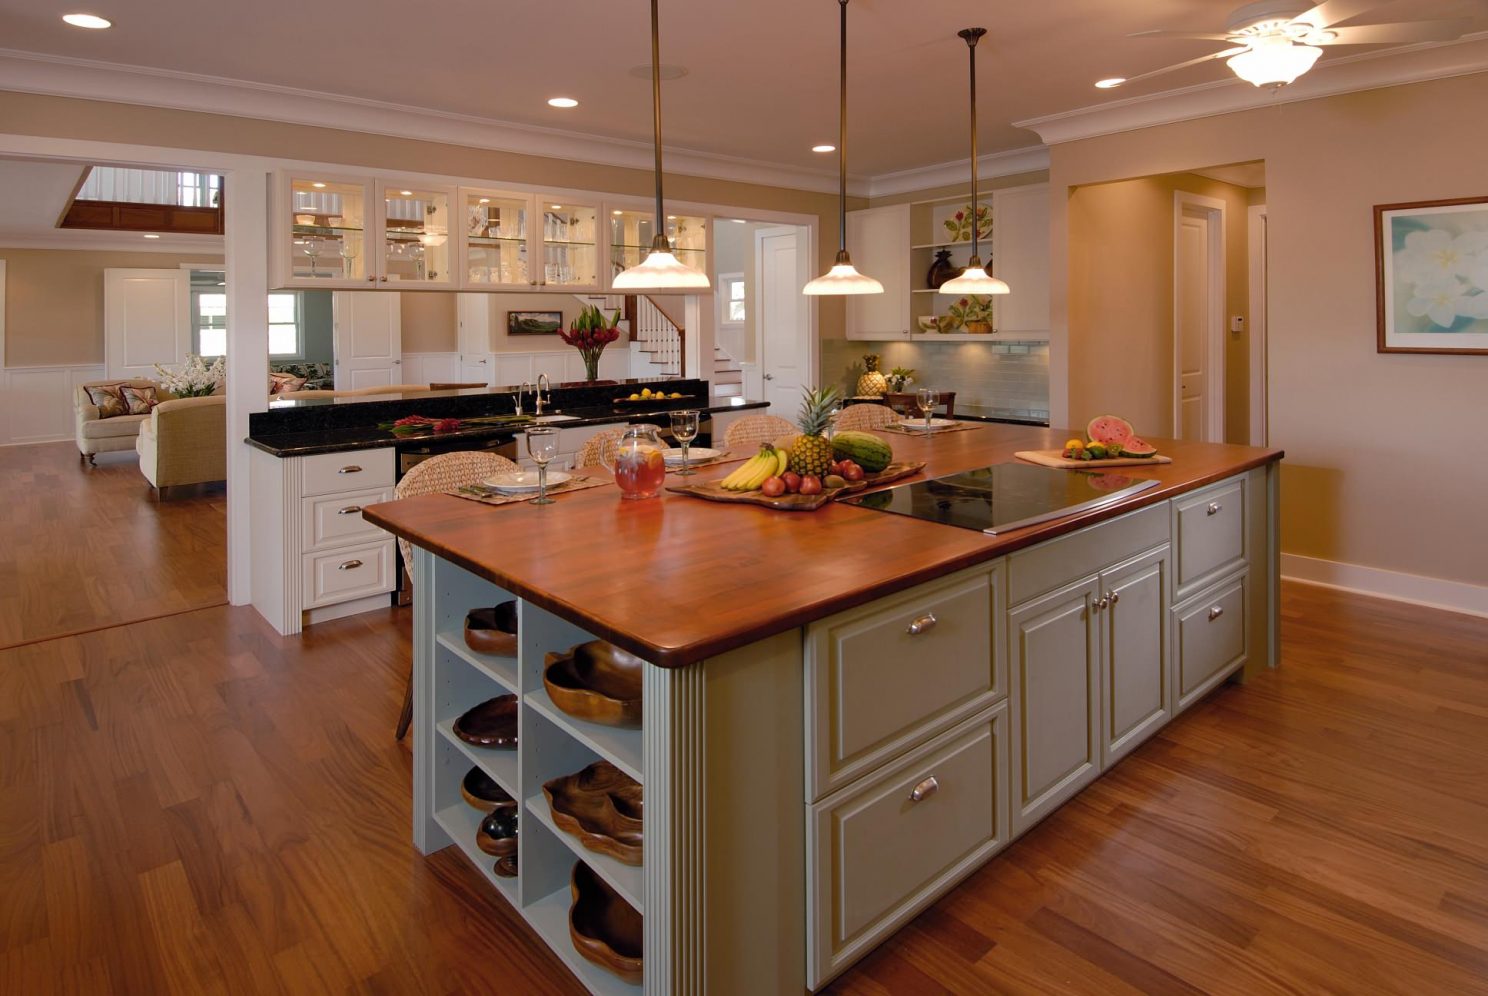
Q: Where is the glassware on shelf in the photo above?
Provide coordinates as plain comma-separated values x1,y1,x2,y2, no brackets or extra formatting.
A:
669,410,700,476
916,388,940,432
526,427,559,505
301,239,323,276
601,424,666,500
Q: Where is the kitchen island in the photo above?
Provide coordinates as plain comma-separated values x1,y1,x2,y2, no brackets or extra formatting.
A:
364,424,1282,994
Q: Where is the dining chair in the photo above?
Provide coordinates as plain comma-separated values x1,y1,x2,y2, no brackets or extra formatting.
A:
884,391,956,419
391,450,520,740
835,403,901,431
722,413,797,451
574,427,631,469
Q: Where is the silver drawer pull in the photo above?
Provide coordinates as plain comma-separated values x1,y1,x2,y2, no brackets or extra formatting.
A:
338,559,364,571
906,613,937,636
1207,502,1222,516
1208,606,1224,621
909,776,940,803
336,505,362,515
338,465,363,475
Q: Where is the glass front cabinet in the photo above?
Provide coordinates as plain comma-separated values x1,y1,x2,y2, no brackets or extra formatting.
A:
457,191,601,293
606,208,709,291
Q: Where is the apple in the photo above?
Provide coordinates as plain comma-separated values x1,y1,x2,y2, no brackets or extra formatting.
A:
781,471,802,494
799,475,823,496
761,476,785,498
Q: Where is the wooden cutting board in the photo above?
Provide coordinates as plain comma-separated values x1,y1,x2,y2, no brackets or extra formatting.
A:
1016,450,1172,469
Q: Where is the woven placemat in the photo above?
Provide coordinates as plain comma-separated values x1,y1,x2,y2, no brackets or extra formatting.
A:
878,420,985,437
448,473,611,507
666,449,741,472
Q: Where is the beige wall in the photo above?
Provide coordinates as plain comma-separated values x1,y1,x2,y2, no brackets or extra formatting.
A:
1049,72,1488,587
402,292,629,355
0,247,224,367
399,293,457,354
1067,171,1252,442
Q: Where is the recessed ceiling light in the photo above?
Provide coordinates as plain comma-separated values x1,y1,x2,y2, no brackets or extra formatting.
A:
612,210,624,216
667,215,676,220
62,13,111,29
551,204,563,210
547,97,579,108
399,189,413,196
143,233,160,239
311,181,326,188
812,144,836,153
1095,78,1126,89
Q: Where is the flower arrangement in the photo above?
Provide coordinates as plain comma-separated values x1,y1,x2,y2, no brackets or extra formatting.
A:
886,366,916,392
377,413,533,436
154,354,224,398
558,305,623,381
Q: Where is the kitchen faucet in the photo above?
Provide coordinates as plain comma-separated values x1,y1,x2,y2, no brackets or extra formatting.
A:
516,381,531,416
535,373,551,416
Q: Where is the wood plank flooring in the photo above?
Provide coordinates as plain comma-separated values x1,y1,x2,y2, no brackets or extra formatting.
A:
0,442,227,648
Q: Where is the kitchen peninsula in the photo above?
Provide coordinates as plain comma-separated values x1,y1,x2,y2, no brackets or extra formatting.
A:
364,425,1281,994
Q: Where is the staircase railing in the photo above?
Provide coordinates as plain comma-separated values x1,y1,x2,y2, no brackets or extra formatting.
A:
634,295,683,376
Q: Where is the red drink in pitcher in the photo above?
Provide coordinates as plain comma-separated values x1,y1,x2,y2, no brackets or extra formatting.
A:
602,424,668,500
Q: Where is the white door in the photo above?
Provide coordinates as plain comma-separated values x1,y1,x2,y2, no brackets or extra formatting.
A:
104,268,190,380
1175,196,1224,441
333,291,402,389
755,226,812,415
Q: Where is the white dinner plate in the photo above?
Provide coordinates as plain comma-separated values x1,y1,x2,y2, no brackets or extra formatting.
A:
483,470,572,493
898,417,957,430
661,447,721,464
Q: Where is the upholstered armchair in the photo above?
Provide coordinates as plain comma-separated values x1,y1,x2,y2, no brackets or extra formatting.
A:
136,395,227,497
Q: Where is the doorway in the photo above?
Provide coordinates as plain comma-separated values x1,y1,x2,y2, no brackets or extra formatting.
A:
752,224,814,415
1174,192,1225,442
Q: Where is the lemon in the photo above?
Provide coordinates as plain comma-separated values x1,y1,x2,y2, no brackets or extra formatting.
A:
628,393,641,401
1064,438,1084,451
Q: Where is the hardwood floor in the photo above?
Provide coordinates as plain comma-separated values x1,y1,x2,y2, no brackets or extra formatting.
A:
0,442,227,649
1,576,1483,993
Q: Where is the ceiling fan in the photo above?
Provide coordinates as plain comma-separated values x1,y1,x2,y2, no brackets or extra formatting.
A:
1108,0,1475,89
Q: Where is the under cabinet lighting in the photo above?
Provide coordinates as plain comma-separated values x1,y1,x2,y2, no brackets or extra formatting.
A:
478,198,490,204
551,204,563,210
62,13,111,29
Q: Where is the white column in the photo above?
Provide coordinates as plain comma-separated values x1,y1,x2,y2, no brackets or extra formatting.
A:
225,169,271,605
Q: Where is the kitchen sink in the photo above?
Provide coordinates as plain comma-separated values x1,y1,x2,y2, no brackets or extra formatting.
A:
532,413,581,423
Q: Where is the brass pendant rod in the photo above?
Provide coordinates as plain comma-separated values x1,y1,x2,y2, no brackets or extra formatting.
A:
648,0,670,253
959,27,987,265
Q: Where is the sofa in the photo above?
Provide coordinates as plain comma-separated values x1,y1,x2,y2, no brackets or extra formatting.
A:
75,379,175,464
136,395,227,496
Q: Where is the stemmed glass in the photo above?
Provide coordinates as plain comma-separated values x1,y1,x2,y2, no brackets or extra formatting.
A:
825,396,845,442
338,237,359,279
916,388,940,432
301,239,322,277
526,426,558,505
670,409,701,476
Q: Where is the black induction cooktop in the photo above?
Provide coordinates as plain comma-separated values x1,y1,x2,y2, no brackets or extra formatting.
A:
840,462,1160,535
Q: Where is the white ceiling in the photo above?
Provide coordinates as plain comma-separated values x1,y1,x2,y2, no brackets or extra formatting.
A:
0,158,82,229
0,1,1484,179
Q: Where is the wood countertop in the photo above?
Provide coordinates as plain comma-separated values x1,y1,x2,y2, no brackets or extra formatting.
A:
363,424,1282,668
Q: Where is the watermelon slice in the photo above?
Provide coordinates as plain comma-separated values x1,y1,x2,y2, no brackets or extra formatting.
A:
1118,436,1158,458
1086,414,1135,447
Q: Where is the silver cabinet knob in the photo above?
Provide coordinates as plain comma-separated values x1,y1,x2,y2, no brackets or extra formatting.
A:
1108,591,1120,606
906,613,937,636
336,505,362,515
337,465,362,474
909,776,940,803
1207,502,1222,516
1208,606,1224,620
337,559,363,571
1094,595,1110,611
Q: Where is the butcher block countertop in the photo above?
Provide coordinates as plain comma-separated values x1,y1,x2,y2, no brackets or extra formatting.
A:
363,424,1282,668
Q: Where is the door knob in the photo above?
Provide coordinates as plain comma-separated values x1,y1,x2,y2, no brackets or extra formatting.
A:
1094,595,1110,611
763,373,774,381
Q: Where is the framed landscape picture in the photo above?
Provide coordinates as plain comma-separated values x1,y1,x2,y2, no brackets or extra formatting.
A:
1375,196,1488,354
507,310,563,336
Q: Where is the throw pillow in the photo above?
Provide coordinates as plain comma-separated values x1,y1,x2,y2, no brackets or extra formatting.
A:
85,384,128,419
120,385,159,415
269,372,308,395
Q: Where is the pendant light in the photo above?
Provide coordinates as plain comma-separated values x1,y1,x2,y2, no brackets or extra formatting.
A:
803,0,882,296
940,28,1010,298
613,0,710,290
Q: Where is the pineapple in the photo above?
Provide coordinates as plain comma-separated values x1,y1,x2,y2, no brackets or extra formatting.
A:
789,386,839,477
855,355,888,397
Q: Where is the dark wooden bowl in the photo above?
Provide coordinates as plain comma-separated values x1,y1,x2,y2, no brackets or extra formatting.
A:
476,806,518,858
543,641,644,728
464,601,518,657
542,761,644,866
569,861,643,984
493,855,518,879
453,695,518,748
460,766,516,812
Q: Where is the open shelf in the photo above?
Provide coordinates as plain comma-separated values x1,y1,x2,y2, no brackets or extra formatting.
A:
525,687,643,785
525,794,644,914
525,884,643,996
433,803,519,906
436,630,518,693
436,718,518,797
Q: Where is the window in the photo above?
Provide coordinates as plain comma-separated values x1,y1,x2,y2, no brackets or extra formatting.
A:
720,273,746,326
268,294,301,356
193,289,302,358
196,292,227,357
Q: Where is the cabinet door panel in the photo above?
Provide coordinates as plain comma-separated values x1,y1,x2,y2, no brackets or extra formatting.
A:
1008,577,1099,835
845,205,910,338
991,184,1050,336
1102,549,1170,766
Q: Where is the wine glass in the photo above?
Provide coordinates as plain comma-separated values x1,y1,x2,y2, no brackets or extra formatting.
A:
337,238,359,278
670,409,701,476
916,388,940,432
526,427,559,505
301,239,322,277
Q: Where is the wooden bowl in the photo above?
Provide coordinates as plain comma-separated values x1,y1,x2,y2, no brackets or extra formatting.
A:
543,641,644,728
569,861,642,984
460,766,516,812
493,855,518,879
453,695,518,748
464,601,518,656
476,806,518,858
542,761,644,866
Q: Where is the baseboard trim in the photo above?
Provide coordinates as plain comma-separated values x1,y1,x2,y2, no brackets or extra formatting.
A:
1281,553,1488,620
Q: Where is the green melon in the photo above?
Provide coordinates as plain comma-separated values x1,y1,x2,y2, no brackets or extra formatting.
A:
831,430,893,473
1118,436,1158,458
1086,414,1135,448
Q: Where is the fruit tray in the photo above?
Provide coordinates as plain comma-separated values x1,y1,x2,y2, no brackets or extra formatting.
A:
612,393,696,409
1015,449,1172,470
665,461,925,512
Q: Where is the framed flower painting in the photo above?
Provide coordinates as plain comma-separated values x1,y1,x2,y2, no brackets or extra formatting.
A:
1375,196,1488,354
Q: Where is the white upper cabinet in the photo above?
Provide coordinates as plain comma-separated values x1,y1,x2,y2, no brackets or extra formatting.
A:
991,183,1050,337
845,203,911,340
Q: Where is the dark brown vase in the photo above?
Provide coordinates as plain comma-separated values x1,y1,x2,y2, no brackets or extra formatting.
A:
927,249,959,289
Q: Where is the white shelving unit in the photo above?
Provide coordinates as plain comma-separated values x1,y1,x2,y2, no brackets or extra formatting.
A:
414,555,644,995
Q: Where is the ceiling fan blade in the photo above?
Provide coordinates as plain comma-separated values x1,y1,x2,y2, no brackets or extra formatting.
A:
1128,29,1237,42
1115,47,1249,87
1321,19,1473,45
1293,0,1385,29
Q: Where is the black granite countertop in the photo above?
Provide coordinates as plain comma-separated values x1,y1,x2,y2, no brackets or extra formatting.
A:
247,378,768,457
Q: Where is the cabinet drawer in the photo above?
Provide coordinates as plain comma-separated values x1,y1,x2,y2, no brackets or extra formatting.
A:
1173,477,1246,597
808,706,1006,988
806,566,1002,801
302,487,393,552
1174,571,1248,712
300,448,395,497
1009,503,1167,606
303,540,395,609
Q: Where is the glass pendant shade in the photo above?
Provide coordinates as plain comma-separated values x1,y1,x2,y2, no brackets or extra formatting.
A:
803,255,884,296
1227,38,1322,87
939,264,1009,296
614,246,712,289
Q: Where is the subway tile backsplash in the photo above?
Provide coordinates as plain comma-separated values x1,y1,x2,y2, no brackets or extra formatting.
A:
821,339,1050,422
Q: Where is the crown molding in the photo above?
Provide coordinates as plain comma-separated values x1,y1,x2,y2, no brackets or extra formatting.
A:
0,228,223,254
864,145,1051,198
1016,34,1488,146
0,48,849,196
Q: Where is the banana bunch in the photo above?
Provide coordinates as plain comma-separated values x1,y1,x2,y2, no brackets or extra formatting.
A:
719,444,790,492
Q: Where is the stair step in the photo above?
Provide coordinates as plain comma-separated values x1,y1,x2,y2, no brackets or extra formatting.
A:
712,383,744,398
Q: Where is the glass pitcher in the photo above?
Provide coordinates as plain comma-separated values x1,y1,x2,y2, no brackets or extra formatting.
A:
601,423,667,500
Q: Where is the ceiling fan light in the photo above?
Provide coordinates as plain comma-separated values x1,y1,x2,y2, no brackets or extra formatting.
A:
1227,39,1322,87
614,248,712,290
940,266,1010,296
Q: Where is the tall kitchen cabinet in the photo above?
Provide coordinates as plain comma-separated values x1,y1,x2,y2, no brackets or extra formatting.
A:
845,204,911,340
